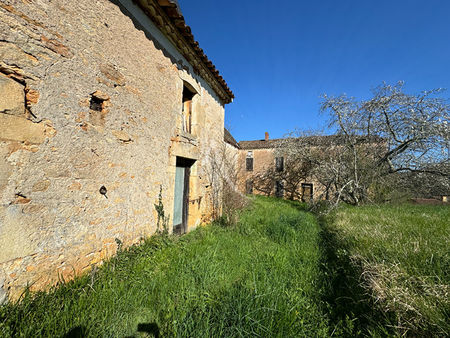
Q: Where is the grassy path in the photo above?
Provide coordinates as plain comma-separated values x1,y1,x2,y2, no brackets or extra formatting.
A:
1,197,329,337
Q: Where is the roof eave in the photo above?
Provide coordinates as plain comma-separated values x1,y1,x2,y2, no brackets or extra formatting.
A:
135,0,234,104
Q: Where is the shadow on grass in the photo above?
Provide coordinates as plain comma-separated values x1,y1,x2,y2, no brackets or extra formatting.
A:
137,322,160,337
63,326,86,338
275,198,309,212
319,215,397,336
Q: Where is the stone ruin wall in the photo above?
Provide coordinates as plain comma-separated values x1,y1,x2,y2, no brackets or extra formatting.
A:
0,0,225,302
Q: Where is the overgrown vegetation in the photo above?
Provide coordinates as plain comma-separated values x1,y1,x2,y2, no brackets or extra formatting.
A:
204,139,248,226
253,82,449,205
322,204,450,336
0,197,329,337
321,81,449,204
1,198,447,337
154,185,170,234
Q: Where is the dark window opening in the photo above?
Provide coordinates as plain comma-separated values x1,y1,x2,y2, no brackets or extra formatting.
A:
90,96,104,112
246,151,253,171
182,85,195,134
301,183,313,202
246,157,253,171
275,180,284,198
246,180,253,194
276,157,284,172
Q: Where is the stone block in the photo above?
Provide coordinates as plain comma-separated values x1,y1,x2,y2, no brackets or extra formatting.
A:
32,180,50,192
0,277,6,305
89,110,106,127
40,35,72,58
0,41,38,73
99,64,126,86
0,206,39,264
0,73,25,116
0,114,47,144
68,182,82,191
0,145,13,196
112,130,132,142
25,89,40,105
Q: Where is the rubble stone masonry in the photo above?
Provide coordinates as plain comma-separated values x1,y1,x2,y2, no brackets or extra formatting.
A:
0,0,227,301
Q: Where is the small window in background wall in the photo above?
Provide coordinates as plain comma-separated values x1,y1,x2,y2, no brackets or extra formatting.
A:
275,157,284,172
275,180,284,198
246,180,253,194
182,85,195,134
246,151,253,171
246,158,253,171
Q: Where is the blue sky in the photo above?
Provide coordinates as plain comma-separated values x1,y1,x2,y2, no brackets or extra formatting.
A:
179,0,450,142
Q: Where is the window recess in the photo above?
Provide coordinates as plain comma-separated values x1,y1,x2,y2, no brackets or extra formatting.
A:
246,151,253,171
275,157,284,172
182,85,195,134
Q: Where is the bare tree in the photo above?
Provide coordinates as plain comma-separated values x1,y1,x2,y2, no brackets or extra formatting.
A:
251,139,314,200
260,82,449,205
324,82,449,174
204,141,248,223
268,132,384,205
317,82,449,204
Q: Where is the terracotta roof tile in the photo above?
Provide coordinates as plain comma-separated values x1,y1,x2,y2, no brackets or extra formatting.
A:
238,138,283,150
224,128,240,148
238,135,384,149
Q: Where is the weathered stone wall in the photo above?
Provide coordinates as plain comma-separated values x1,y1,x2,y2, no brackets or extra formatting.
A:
0,0,225,301
224,142,240,186
236,147,322,199
237,148,276,194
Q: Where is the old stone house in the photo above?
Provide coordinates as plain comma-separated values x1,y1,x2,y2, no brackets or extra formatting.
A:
0,0,233,302
232,131,390,203
232,132,332,201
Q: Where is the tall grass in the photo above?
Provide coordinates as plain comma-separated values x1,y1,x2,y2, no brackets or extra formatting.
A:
323,204,449,336
0,196,329,337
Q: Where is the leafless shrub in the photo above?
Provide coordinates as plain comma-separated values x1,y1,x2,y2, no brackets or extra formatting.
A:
204,141,248,225
222,180,249,226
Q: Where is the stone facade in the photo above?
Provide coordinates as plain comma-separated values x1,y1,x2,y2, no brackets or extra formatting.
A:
223,128,240,183
0,0,232,302
236,134,392,202
236,134,319,201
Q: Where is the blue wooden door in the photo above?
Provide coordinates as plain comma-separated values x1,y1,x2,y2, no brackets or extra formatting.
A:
173,166,185,230
173,157,194,234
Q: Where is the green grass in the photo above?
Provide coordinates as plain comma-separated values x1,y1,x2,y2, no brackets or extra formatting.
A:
2,199,447,337
0,196,329,337
322,204,449,336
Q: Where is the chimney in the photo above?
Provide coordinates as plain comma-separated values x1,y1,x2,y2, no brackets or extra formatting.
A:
265,132,269,141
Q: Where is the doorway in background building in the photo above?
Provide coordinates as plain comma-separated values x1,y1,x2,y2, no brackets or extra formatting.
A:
173,157,195,234
301,183,313,202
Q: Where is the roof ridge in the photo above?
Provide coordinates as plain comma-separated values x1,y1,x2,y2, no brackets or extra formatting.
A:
237,134,384,150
